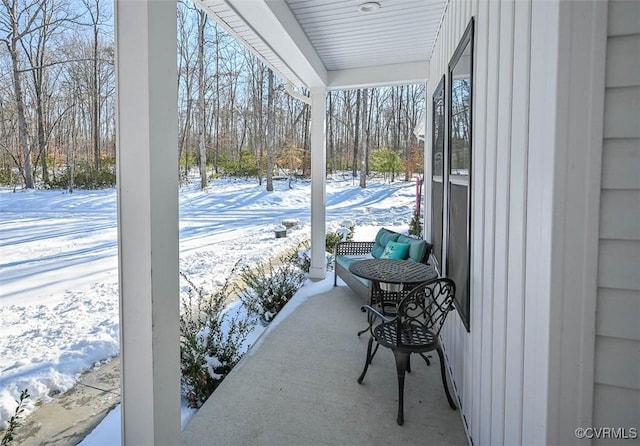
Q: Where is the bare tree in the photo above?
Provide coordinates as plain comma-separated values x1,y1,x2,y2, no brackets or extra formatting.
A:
196,8,207,189
1,0,44,188
22,0,52,184
0,2,426,189
265,68,274,191
327,90,334,173
359,88,368,188
177,2,195,181
22,0,74,185
213,21,220,173
352,89,360,178
82,0,103,170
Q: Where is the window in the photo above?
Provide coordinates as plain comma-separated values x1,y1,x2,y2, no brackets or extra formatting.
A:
447,18,474,331
431,76,445,268
447,18,474,332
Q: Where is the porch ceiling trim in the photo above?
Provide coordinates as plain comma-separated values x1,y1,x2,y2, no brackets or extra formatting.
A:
197,0,438,91
198,0,326,88
327,61,429,91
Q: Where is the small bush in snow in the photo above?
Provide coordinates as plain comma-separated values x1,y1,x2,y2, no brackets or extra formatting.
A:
239,257,306,324
1,389,30,445
408,210,423,237
325,232,343,254
179,273,253,408
325,222,355,254
285,240,312,273
47,164,116,190
297,248,312,273
287,240,334,273
340,220,355,235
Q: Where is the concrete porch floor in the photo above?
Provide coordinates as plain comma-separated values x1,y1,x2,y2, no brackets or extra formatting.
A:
182,284,469,446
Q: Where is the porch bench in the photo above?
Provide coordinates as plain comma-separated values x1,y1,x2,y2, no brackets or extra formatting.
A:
333,228,432,301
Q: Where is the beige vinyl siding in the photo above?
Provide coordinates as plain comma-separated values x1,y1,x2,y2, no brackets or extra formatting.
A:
593,0,640,439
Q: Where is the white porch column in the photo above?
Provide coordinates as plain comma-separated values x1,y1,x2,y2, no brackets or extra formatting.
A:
309,86,327,279
422,82,431,242
115,1,180,444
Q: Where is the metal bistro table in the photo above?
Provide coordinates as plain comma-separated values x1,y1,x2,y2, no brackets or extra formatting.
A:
349,258,438,318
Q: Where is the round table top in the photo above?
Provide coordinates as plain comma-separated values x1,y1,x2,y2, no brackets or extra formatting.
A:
348,258,438,285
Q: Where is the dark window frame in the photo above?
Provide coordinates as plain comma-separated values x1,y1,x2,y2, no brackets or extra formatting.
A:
431,75,446,269
447,17,474,332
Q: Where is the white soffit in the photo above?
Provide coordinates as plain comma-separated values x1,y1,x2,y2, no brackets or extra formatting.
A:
198,0,325,88
286,0,443,70
198,0,446,90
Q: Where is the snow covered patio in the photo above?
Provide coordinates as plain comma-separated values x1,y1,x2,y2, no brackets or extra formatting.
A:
181,282,467,445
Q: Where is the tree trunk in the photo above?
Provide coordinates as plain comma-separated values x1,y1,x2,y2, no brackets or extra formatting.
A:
27,38,49,185
214,24,220,174
81,0,103,170
359,88,368,189
255,63,264,185
3,0,35,188
92,24,100,169
328,91,335,174
265,69,274,191
301,102,310,176
8,43,34,188
69,91,78,193
197,10,207,189
35,81,49,184
352,89,360,178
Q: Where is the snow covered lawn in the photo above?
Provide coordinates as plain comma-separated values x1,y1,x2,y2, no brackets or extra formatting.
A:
0,176,419,430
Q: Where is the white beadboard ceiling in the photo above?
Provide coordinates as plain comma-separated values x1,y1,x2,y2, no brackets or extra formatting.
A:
197,0,447,89
286,0,444,71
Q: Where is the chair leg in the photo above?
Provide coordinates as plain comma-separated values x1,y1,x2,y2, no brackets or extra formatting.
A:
369,342,380,364
436,346,457,410
392,350,410,425
357,308,374,337
357,337,374,384
418,353,432,366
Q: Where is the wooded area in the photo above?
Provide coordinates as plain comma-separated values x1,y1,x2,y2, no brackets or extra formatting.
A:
1,0,425,191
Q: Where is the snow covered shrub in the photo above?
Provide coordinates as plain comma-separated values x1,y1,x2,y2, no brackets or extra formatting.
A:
285,240,312,273
325,221,356,254
324,232,343,254
0,166,19,188
1,389,29,445
286,240,335,273
239,258,306,324
340,220,355,237
47,164,116,190
408,211,423,237
179,273,253,408
218,149,259,178
297,249,312,273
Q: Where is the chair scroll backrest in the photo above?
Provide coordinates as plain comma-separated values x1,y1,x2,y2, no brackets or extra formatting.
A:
397,278,456,338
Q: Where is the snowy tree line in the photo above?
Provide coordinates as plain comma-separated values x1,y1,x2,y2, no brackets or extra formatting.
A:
1,0,425,191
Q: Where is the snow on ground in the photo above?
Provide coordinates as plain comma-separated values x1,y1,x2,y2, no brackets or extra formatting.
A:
0,174,419,432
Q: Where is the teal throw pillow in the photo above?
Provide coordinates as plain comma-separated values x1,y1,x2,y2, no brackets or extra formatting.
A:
380,241,410,260
371,228,401,258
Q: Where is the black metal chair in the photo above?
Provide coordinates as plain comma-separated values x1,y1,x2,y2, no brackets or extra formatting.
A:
357,278,457,425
